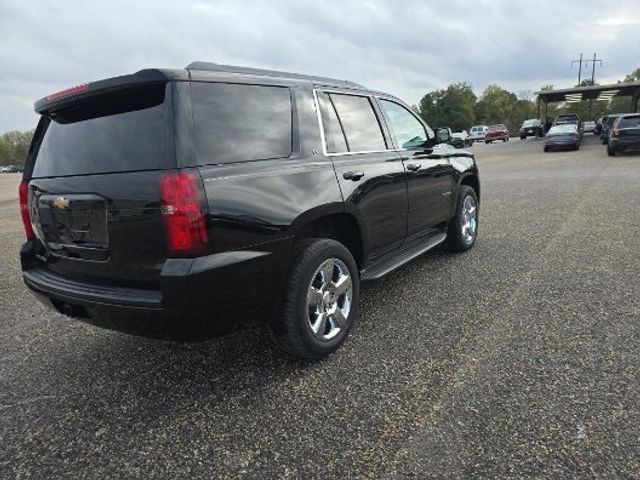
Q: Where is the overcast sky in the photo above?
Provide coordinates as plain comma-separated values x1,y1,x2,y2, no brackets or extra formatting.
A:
1,0,639,132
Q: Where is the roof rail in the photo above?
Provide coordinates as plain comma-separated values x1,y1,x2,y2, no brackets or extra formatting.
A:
186,61,365,88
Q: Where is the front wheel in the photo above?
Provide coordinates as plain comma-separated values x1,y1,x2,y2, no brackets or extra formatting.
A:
444,186,479,252
271,239,359,359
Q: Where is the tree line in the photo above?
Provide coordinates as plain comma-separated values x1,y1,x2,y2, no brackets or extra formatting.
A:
414,67,640,133
0,130,33,167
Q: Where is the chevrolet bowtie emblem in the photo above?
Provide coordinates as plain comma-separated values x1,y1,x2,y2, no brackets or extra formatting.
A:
52,197,70,209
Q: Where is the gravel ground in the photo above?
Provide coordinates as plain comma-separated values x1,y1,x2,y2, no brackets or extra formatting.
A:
0,137,638,479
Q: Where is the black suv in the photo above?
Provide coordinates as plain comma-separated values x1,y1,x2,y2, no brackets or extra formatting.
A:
20,62,480,358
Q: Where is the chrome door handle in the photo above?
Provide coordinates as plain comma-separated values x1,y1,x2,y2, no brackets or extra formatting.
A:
343,171,365,181
406,163,421,171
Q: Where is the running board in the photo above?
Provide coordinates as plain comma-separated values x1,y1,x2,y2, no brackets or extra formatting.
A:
360,232,447,281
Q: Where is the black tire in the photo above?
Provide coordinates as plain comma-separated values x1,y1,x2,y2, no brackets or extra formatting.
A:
270,238,359,359
520,136,526,140
444,185,479,252
502,138,507,142
485,140,490,144
544,146,549,152
607,145,616,157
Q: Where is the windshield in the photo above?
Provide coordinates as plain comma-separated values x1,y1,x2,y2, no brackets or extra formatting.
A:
522,120,537,127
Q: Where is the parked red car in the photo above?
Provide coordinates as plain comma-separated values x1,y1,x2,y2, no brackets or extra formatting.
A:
485,124,510,143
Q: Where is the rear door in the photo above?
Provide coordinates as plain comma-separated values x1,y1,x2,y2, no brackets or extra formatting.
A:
377,98,454,239
316,90,407,261
26,82,176,288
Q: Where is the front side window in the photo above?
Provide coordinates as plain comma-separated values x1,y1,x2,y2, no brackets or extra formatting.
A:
328,93,386,152
379,100,428,149
192,82,292,164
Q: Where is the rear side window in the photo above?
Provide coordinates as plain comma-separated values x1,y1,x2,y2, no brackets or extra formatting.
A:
329,94,386,152
32,85,171,178
192,83,292,164
317,93,348,154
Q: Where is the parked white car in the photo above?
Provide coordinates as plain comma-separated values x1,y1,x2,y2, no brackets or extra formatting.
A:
469,125,489,142
451,130,472,148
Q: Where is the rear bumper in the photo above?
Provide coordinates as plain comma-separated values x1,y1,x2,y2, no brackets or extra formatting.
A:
545,138,579,149
609,137,640,151
21,239,291,335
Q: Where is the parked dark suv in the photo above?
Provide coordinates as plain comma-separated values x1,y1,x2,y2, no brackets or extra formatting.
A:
20,62,480,358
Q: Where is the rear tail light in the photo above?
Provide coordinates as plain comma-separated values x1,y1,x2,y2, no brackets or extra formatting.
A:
160,172,208,255
19,180,35,240
612,128,620,137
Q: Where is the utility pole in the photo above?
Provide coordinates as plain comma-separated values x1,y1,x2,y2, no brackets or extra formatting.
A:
585,53,603,84
584,53,603,119
571,53,583,85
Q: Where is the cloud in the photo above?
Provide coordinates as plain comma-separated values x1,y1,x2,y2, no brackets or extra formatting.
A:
0,0,638,132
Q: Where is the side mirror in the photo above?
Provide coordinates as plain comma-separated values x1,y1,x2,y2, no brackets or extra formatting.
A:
435,128,451,144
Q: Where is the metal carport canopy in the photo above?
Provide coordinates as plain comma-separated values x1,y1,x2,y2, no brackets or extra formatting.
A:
535,81,640,105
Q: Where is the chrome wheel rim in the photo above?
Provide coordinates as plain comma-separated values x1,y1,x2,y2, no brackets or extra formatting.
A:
461,195,478,244
307,258,352,341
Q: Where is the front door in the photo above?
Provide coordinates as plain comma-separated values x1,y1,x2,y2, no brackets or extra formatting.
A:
377,98,454,239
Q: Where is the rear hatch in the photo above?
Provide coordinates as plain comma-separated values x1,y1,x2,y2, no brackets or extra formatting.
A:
26,81,175,289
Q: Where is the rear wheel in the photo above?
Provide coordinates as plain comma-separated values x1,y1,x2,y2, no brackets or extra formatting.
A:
544,146,550,152
520,136,526,140
271,239,359,359
607,145,616,157
444,186,478,252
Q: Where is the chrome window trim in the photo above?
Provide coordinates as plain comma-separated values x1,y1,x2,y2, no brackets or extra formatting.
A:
313,88,393,158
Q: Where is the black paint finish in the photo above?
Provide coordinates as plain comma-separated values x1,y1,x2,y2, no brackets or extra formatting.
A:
20,65,480,334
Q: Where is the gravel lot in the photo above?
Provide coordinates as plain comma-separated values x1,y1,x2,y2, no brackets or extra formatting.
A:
1,136,639,479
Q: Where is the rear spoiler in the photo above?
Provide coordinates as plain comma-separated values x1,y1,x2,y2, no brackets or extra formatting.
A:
34,68,183,114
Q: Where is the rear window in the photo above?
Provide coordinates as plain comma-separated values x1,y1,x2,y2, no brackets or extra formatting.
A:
192,83,292,164
32,84,171,178
549,124,576,134
618,116,640,128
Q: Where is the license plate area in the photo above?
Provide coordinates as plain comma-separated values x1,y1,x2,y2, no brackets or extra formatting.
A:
34,193,109,261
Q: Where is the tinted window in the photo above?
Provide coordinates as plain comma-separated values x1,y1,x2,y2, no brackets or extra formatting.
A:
329,94,386,152
33,85,171,178
192,83,292,164
380,100,427,149
318,93,348,154
619,116,640,128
